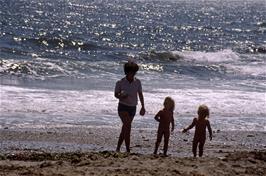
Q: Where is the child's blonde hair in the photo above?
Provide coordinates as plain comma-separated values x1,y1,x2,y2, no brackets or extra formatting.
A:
163,97,175,112
197,105,209,119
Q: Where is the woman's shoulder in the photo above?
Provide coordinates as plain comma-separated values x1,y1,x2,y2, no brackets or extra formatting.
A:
116,77,126,83
134,77,141,83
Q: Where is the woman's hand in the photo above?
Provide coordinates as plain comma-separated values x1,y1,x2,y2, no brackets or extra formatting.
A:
118,90,128,99
140,107,145,116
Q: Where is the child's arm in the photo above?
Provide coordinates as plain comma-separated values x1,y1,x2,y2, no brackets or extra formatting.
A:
182,118,196,133
207,120,212,140
171,113,175,132
154,111,161,122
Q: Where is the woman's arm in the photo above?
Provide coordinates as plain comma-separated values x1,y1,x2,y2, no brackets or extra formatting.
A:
114,92,120,99
114,81,121,99
138,92,145,108
138,91,145,116
115,92,126,99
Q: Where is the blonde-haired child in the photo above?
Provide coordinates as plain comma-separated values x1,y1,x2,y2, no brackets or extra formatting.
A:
153,97,175,156
183,105,212,157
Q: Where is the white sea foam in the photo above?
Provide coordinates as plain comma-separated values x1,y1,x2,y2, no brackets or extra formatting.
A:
169,50,266,78
173,49,240,63
0,85,116,117
225,64,266,77
146,88,266,117
1,85,265,131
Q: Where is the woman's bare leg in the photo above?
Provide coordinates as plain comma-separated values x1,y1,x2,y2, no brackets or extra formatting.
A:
117,111,132,152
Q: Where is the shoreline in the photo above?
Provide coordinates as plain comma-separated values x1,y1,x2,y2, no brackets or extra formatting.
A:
1,127,265,156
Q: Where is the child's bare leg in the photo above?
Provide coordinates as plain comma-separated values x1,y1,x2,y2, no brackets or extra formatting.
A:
199,141,205,157
192,140,198,157
154,131,163,154
153,142,159,155
163,131,170,156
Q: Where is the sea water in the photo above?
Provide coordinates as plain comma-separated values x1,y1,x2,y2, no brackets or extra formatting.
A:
0,0,266,131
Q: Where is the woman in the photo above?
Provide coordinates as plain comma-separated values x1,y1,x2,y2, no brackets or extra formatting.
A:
114,61,145,153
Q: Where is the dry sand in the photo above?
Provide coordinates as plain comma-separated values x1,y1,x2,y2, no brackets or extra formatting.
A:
0,150,265,176
0,127,265,175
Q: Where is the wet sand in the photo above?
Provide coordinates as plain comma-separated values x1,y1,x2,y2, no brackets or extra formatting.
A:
0,127,265,175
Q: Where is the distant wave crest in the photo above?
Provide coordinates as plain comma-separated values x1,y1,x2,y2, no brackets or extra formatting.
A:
1,49,265,80
139,49,240,63
14,36,103,51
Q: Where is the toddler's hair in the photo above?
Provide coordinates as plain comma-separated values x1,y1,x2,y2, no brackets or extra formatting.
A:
163,97,175,111
198,105,209,119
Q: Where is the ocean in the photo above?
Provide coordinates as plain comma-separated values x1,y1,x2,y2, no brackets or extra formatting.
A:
0,0,266,131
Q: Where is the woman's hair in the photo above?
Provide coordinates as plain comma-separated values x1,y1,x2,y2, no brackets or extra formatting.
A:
163,97,175,112
124,62,139,75
197,105,209,119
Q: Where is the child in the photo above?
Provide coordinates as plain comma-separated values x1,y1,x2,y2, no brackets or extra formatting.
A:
182,105,212,157
153,97,175,156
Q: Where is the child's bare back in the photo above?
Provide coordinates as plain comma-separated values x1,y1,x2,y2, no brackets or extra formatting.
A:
183,105,212,157
154,97,175,156
155,109,174,131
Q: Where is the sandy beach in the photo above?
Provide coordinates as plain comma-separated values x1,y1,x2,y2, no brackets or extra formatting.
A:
0,150,265,176
0,127,265,175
